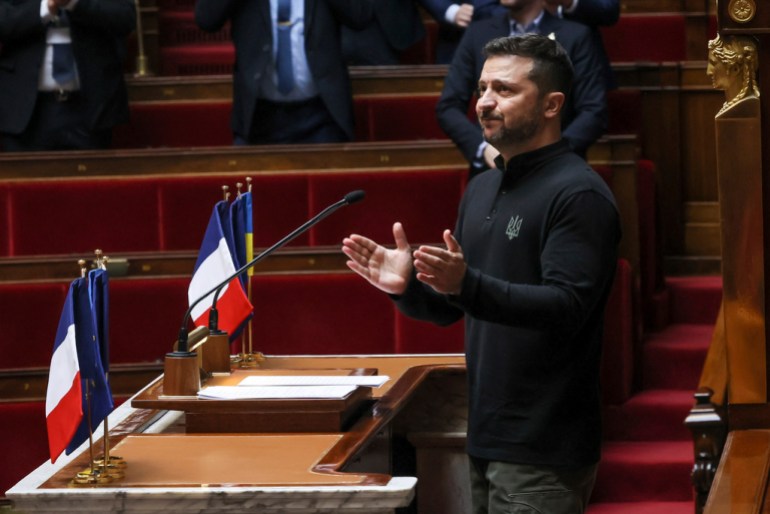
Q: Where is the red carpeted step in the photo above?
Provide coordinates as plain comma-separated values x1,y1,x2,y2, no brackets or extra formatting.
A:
592,441,693,503
587,501,695,514
603,389,694,441
666,276,722,325
641,324,711,390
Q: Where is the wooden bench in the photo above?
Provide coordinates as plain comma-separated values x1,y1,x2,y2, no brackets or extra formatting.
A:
132,6,714,75
0,165,467,257
108,64,690,149
0,137,636,179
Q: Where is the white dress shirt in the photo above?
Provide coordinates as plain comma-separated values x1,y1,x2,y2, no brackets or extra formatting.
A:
259,0,318,102
38,0,81,92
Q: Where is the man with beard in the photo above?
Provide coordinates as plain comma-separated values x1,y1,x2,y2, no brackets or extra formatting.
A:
437,0,609,176
342,34,620,513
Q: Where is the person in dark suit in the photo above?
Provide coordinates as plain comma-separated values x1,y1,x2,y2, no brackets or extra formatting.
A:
420,0,475,64
422,0,620,64
436,0,609,174
0,0,135,152
545,0,619,25
195,0,373,145
476,0,618,24
342,0,426,66
544,0,618,88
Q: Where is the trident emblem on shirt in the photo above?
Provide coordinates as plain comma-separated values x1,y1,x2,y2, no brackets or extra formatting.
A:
506,215,523,240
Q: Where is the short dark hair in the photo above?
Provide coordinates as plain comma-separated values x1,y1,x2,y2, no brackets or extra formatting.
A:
482,34,574,98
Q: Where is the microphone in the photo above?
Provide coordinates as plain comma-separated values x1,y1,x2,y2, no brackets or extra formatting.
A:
173,189,366,355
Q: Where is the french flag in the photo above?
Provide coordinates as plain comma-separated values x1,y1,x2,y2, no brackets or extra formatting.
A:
45,280,83,463
188,201,253,334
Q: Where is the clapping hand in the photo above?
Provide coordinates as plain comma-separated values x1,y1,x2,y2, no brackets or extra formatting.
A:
342,222,414,295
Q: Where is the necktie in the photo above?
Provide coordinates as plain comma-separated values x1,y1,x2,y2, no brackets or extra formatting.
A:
276,0,294,95
52,11,76,86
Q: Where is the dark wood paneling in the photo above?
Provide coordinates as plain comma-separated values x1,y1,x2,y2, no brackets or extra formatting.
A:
0,141,466,179
681,91,721,202
0,137,637,180
0,247,349,283
0,364,162,403
641,90,685,254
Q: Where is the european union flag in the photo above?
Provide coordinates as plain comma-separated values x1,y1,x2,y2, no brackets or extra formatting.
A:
230,191,253,286
65,275,113,454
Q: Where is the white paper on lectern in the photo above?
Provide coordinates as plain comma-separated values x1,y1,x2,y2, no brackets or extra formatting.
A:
237,375,390,388
197,385,358,400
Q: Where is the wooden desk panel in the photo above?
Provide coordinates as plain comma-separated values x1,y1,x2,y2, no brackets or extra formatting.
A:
109,434,372,487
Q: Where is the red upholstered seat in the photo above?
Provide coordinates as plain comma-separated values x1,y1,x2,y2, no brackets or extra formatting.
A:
7,179,161,257
395,312,464,354
600,14,687,62
0,282,69,369
109,277,190,364
308,168,467,246
0,168,468,257
636,160,665,326
354,96,446,142
115,96,450,148
0,183,9,257
601,259,636,406
155,174,311,251
0,402,49,497
593,161,663,331
592,165,613,189
0,278,185,368
250,272,397,355
113,101,233,148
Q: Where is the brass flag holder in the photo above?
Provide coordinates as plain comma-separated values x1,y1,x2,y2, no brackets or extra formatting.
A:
70,253,126,487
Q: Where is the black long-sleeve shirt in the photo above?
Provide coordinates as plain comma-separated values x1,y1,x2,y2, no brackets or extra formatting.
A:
395,140,620,468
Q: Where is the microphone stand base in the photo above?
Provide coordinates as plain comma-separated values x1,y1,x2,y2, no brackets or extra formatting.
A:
163,351,200,397
237,352,265,368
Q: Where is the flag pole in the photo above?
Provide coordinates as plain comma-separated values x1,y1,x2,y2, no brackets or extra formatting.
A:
235,182,248,363
71,260,110,485
93,251,126,479
242,177,264,367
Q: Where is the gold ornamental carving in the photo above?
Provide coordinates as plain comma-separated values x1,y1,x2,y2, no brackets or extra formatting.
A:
707,34,760,116
728,0,756,23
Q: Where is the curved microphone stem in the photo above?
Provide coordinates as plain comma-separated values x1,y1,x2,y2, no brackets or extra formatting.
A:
176,190,365,353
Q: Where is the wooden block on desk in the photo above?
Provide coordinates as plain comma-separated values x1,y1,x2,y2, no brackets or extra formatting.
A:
132,370,374,433
185,385,372,433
